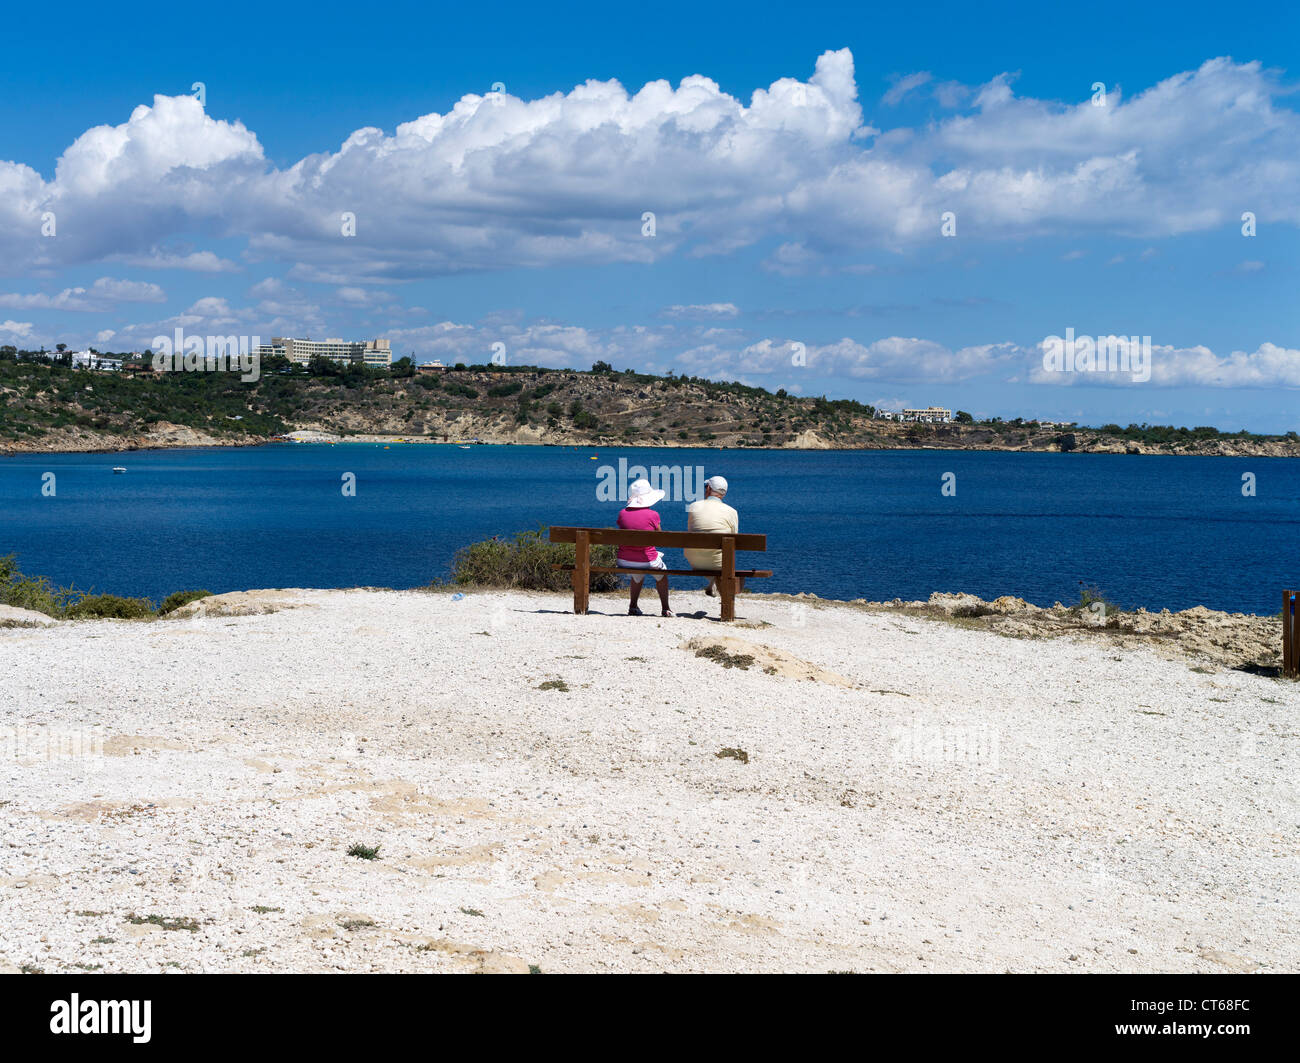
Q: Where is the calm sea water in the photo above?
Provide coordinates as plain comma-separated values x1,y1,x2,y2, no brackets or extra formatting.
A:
1,444,1296,614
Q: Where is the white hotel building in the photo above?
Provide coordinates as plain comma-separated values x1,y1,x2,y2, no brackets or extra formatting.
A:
255,337,392,368
69,350,123,371
877,406,953,424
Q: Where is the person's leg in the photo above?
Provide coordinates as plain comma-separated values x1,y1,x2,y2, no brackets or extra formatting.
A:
708,551,723,596
628,574,644,615
688,562,716,596
687,552,714,597
655,574,672,616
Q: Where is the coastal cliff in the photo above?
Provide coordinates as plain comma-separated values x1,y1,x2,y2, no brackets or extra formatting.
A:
3,360,1297,456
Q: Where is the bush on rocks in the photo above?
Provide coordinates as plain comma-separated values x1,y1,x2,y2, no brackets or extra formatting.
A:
449,527,620,592
158,589,213,616
64,594,157,620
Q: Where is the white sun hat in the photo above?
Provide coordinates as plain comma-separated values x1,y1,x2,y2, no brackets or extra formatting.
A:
625,478,666,508
705,475,728,495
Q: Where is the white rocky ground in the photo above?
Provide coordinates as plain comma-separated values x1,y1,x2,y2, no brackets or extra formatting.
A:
1,587,1296,973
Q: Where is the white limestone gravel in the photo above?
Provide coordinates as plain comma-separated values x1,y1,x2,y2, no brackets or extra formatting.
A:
1,587,1296,973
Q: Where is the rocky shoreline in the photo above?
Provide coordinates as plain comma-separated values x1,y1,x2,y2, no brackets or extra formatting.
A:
5,426,1299,458
792,590,1286,674
0,421,267,456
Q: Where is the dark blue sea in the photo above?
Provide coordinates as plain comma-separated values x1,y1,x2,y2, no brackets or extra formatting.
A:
1,444,1296,615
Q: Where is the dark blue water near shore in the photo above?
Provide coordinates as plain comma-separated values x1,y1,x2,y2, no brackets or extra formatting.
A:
2,444,1297,614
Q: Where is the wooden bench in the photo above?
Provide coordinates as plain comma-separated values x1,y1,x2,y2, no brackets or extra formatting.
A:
549,526,771,621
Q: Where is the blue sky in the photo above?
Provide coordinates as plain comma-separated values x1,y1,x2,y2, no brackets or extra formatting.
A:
1,0,1297,429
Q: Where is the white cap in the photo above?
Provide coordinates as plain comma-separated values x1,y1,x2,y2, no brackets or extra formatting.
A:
706,475,728,495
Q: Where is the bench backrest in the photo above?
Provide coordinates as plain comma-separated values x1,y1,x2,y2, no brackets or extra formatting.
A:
549,526,766,552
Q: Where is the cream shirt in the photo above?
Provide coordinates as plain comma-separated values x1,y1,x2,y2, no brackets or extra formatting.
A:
684,495,739,571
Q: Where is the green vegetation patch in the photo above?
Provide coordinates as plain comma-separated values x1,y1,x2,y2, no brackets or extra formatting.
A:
125,913,200,932
158,589,213,615
694,645,755,670
449,526,619,592
64,594,156,620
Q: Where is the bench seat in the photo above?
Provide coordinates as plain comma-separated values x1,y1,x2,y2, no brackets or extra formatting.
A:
552,565,773,578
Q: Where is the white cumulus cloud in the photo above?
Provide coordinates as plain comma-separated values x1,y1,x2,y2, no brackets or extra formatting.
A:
1,53,1293,281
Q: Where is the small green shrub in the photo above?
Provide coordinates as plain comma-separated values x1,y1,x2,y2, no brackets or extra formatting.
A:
449,527,620,592
65,594,156,620
0,555,222,622
158,589,213,615
1074,583,1121,624
0,554,78,617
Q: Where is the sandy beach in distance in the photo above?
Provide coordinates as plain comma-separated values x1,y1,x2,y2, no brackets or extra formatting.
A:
1,586,1296,974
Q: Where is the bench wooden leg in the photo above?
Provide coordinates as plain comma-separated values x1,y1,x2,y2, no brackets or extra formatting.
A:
720,536,736,621
573,531,590,615
1286,589,1296,678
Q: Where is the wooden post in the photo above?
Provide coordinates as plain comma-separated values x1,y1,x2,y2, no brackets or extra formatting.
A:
1286,589,1296,679
720,536,736,622
573,531,590,615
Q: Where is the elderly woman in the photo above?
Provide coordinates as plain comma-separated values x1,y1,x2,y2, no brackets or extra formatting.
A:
616,478,673,617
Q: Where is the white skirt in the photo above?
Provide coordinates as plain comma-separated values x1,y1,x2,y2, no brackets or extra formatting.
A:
618,555,667,582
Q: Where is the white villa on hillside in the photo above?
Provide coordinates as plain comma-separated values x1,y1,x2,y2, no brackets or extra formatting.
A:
69,350,123,371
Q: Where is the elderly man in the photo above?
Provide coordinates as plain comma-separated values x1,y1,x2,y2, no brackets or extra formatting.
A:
684,475,742,596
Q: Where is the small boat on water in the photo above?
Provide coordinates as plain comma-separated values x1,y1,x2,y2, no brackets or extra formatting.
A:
458,445,471,450
112,466,126,474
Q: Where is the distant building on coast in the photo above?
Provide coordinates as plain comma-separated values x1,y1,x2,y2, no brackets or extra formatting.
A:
902,407,952,423
416,360,446,373
69,350,123,371
878,407,953,424
255,337,392,368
